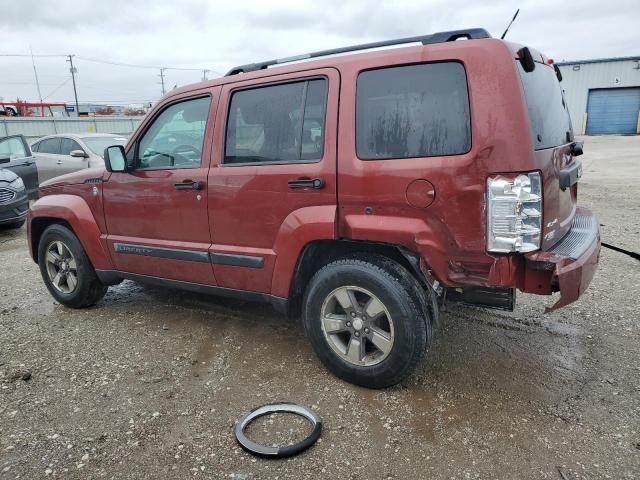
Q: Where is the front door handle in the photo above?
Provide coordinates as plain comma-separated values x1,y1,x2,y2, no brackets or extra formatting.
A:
56,160,63,165
174,180,203,190
288,178,325,189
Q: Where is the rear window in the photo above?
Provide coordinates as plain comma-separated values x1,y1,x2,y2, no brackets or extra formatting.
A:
83,136,127,157
356,62,471,160
518,62,573,150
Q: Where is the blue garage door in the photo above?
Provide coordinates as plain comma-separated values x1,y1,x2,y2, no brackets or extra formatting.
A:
586,88,640,134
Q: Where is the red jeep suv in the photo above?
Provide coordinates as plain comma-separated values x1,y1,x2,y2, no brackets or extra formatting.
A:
28,29,600,388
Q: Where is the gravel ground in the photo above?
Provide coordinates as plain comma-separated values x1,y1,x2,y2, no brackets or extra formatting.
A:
1,135,639,479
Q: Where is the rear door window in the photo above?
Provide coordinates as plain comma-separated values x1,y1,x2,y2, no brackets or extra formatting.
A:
38,138,62,155
224,78,328,164
356,62,471,160
518,62,573,150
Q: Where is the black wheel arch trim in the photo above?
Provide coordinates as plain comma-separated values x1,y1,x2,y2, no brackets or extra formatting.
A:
112,242,264,268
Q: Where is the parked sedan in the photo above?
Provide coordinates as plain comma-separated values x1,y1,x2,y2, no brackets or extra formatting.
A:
0,167,29,229
31,133,127,182
0,134,39,199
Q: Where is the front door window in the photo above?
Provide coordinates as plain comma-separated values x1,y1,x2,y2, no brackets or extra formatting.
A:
137,97,211,170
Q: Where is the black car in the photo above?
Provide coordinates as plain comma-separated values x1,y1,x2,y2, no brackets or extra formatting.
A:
0,135,39,198
0,167,29,228
0,135,39,229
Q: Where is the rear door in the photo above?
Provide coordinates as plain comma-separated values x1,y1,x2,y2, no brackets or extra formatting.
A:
0,135,39,197
32,137,63,182
208,69,338,293
517,61,577,248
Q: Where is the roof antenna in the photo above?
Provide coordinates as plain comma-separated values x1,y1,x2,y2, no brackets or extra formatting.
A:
500,8,520,39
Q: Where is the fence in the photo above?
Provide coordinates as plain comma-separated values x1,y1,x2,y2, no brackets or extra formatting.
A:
0,117,145,141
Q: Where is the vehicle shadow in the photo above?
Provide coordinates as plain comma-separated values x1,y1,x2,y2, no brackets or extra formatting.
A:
106,279,584,408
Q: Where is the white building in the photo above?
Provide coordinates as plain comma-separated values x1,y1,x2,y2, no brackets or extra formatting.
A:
556,56,640,135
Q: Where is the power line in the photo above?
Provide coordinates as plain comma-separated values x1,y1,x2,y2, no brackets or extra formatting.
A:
42,77,73,100
75,55,221,73
0,53,66,58
1,52,223,75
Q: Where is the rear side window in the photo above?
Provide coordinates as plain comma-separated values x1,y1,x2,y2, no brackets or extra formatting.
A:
356,62,471,160
518,62,573,150
38,138,61,154
224,78,327,164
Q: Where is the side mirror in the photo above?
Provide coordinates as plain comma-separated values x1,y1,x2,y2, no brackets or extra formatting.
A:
70,149,89,158
104,145,128,172
0,155,10,164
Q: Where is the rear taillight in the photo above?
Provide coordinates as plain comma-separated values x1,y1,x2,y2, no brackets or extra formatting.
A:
487,172,542,253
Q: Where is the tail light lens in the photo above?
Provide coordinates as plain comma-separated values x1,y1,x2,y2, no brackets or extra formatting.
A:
487,172,542,253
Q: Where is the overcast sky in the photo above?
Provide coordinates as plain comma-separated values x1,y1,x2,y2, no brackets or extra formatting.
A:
2,0,639,106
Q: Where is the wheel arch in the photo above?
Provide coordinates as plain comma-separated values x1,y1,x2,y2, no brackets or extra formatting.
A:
286,239,438,322
28,195,112,270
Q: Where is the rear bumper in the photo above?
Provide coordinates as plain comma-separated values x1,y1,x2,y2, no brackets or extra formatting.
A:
524,207,600,312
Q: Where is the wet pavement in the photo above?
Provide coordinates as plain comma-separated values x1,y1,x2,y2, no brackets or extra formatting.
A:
1,136,639,479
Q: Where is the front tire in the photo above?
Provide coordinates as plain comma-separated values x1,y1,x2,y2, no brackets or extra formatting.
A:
38,224,107,308
302,255,431,388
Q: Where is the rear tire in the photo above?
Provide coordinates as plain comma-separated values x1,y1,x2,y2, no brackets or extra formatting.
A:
37,224,107,308
302,255,431,388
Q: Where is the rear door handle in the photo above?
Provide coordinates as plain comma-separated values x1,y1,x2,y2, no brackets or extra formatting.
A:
287,178,325,189
174,180,203,190
56,160,63,165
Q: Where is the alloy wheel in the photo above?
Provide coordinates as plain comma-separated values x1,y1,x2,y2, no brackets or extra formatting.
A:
45,241,78,294
320,286,394,367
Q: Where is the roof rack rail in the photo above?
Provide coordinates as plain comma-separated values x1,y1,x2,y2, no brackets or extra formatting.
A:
226,28,491,76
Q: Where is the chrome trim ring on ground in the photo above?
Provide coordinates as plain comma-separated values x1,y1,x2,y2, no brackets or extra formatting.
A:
234,403,322,458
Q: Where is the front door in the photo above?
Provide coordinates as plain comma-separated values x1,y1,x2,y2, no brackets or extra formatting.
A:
0,135,39,197
58,137,88,176
208,69,338,293
102,89,220,285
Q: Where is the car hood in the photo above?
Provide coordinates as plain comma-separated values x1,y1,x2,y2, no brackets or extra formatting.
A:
0,167,19,183
40,167,107,188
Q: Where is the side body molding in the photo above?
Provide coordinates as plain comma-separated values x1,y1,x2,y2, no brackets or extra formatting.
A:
28,194,112,270
270,205,337,298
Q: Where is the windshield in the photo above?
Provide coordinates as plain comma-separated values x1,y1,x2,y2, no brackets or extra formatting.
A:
518,62,574,150
82,136,127,157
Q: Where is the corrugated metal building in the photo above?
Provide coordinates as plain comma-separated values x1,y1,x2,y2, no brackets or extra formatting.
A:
557,56,640,135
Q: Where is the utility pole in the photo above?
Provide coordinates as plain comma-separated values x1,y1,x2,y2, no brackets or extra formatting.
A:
202,69,210,81
66,54,80,117
159,68,167,96
30,46,43,103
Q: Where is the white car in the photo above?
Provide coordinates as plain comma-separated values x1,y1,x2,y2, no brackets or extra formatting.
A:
30,133,128,183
